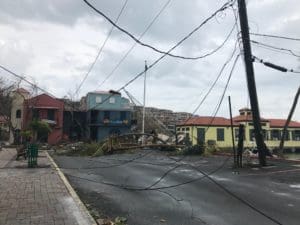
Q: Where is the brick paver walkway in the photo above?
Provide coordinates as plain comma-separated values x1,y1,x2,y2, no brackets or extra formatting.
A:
0,148,94,225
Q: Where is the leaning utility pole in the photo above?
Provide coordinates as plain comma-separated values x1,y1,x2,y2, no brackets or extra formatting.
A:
228,96,237,167
237,0,266,166
279,86,300,156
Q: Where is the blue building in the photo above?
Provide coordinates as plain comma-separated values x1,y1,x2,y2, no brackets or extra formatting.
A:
86,90,132,141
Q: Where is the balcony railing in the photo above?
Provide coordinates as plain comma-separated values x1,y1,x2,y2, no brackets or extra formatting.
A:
90,119,130,126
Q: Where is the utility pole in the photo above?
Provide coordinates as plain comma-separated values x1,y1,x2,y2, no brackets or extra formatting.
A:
142,61,148,144
279,86,300,156
237,0,266,166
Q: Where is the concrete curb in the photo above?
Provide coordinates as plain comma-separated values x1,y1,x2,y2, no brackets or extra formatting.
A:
45,151,98,225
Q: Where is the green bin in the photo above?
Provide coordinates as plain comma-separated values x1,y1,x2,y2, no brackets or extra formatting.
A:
27,144,38,167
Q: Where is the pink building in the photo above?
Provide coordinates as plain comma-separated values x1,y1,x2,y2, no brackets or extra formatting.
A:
23,94,64,145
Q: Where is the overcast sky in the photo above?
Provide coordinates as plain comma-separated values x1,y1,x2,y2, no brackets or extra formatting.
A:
0,0,299,120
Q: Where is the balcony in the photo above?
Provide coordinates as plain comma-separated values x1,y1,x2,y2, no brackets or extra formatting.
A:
90,119,130,127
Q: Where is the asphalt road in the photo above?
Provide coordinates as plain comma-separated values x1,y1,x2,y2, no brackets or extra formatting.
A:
54,150,300,225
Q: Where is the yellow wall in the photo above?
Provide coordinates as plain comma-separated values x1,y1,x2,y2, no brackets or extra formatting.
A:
177,125,237,148
177,124,300,150
9,91,29,143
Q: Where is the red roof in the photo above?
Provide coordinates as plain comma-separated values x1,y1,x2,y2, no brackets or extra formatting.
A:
179,116,239,126
269,119,300,128
233,115,269,122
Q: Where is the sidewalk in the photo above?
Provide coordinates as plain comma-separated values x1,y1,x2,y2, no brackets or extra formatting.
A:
0,148,96,225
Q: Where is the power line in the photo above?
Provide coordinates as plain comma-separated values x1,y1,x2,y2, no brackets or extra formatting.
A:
97,0,172,88
0,65,56,98
83,0,235,60
205,54,240,132
253,55,300,73
64,154,282,225
100,22,238,90
124,53,240,189
57,150,154,170
74,0,129,95
88,4,238,111
251,40,300,58
99,19,237,89
64,155,230,191
184,39,239,123
57,52,240,182
250,32,300,42
187,164,283,225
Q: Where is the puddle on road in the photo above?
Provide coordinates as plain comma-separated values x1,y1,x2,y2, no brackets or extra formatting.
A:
289,184,300,189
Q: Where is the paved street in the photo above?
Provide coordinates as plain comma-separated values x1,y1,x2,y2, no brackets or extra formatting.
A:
0,148,95,225
54,150,300,225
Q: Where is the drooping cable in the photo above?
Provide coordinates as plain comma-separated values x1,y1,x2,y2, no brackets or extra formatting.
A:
251,40,300,58
253,55,300,73
74,0,129,95
83,0,235,60
0,65,56,98
250,32,300,42
97,0,172,88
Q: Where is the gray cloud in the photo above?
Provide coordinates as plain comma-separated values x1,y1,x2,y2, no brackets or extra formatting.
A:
0,0,299,120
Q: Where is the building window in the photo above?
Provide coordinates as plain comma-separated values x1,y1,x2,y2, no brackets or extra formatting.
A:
47,109,55,121
120,111,126,120
33,109,39,119
91,110,98,123
234,128,239,140
177,128,181,131
104,111,110,120
217,128,224,141
292,130,300,141
109,97,115,104
16,109,21,118
249,129,255,141
284,131,290,141
262,129,268,140
186,127,190,131
271,130,281,140
95,96,102,103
